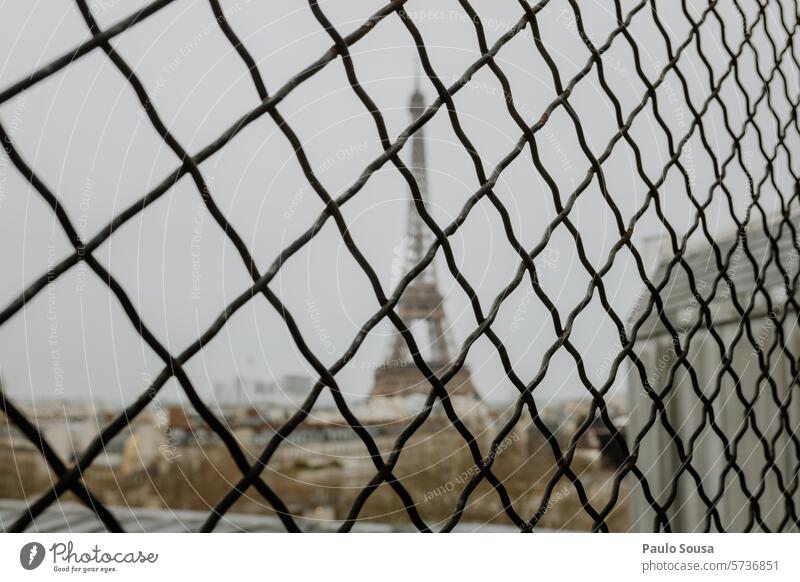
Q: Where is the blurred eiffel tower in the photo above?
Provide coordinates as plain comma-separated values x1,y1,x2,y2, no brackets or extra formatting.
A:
369,81,479,401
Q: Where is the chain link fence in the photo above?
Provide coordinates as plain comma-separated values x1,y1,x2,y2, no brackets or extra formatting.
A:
1,0,800,532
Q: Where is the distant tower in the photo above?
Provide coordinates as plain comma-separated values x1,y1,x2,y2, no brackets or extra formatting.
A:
369,82,479,400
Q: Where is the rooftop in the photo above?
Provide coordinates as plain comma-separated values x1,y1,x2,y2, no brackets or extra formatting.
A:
630,217,799,338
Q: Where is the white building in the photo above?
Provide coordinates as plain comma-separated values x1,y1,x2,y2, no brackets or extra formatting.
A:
213,373,318,411
627,220,800,532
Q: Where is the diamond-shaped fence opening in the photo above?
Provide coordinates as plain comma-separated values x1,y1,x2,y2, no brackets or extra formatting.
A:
0,0,799,532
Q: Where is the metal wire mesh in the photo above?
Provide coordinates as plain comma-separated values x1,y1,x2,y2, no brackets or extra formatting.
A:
0,0,799,532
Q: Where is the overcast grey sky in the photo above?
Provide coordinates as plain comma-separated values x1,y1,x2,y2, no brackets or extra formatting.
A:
0,0,794,408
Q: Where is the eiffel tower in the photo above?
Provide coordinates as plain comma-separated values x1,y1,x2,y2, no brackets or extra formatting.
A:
369,82,479,401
